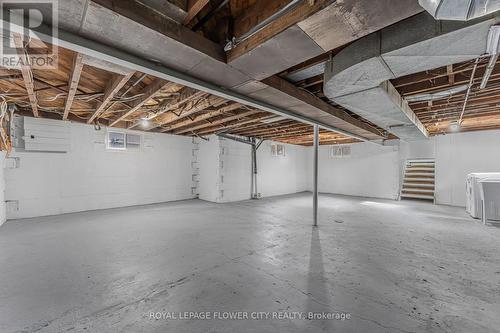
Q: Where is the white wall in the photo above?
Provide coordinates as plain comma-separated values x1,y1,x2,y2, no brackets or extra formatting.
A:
5,122,195,219
198,137,309,203
0,151,5,226
434,130,500,206
257,141,309,197
398,130,500,206
219,137,252,202
198,136,220,203
315,141,401,200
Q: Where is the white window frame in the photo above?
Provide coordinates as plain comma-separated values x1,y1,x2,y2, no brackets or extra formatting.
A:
126,133,142,150
330,145,351,159
106,131,126,150
271,144,286,157
106,131,143,151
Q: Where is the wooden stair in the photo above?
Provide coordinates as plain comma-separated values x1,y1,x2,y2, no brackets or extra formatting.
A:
400,159,435,202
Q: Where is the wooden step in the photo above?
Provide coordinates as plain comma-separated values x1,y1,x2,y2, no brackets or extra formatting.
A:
404,179,435,184
403,184,435,190
407,164,434,168
406,170,434,175
404,174,435,179
401,193,434,200
402,188,434,195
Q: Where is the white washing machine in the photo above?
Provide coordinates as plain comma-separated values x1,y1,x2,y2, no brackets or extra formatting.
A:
466,173,500,219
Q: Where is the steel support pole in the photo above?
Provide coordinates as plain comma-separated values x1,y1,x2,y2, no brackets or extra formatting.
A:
313,124,319,227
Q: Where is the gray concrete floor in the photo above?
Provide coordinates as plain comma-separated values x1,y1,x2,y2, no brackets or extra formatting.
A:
1,193,499,333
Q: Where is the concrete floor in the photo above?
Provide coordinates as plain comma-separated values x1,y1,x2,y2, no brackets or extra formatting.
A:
1,193,499,333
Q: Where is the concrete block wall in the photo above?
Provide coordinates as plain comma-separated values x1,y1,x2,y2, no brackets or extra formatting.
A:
198,136,310,203
434,130,500,207
5,122,196,219
0,151,5,226
4,116,500,220
257,141,309,197
313,141,401,200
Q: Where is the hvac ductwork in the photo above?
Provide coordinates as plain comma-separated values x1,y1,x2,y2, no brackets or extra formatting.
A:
324,12,500,141
419,0,500,21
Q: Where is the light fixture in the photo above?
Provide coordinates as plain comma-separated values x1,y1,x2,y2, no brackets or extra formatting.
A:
140,118,150,128
449,121,460,132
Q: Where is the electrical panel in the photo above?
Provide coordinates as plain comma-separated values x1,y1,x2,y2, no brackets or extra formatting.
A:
21,116,71,152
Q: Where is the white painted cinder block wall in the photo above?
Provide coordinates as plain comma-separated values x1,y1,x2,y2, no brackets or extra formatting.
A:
312,129,500,206
311,141,401,200
5,118,500,220
257,141,309,197
0,151,5,226
5,122,195,219
198,136,309,203
434,130,500,207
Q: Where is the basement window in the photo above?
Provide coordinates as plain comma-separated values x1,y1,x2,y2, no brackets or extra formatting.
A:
271,144,285,157
107,131,125,150
126,133,141,149
330,145,351,158
106,132,142,150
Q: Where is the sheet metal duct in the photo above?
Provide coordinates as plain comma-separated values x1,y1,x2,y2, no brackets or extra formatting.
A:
324,12,500,141
419,0,500,21
405,85,469,102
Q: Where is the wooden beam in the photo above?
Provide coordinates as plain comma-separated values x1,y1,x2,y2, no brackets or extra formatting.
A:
92,0,224,62
183,0,210,25
447,64,455,85
63,53,84,120
196,114,273,135
262,75,384,139
233,0,290,38
227,0,333,62
12,33,39,117
87,72,135,124
154,95,226,128
175,109,259,134
163,102,241,132
110,79,176,127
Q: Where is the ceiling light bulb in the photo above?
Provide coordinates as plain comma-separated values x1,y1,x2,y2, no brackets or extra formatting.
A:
141,118,150,128
449,121,460,132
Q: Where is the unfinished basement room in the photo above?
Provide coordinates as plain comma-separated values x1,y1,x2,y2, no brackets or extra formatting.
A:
1,1,500,332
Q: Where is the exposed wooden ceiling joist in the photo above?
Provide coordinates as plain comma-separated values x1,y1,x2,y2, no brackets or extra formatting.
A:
110,79,177,126
87,72,135,124
227,0,333,62
12,33,39,118
92,0,225,62
183,0,210,25
63,53,84,120
175,109,259,134
164,102,242,132
196,113,274,136
154,95,227,129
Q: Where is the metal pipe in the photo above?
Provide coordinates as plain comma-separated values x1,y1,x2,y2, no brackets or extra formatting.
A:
458,57,480,125
251,140,258,198
217,133,260,199
480,54,498,89
217,133,253,145
250,143,255,199
224,0,303,51
2,12,374,142
313,124,319,227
